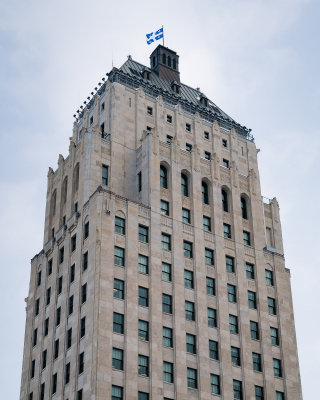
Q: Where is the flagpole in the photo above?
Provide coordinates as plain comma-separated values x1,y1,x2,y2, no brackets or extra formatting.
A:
162,25,164,46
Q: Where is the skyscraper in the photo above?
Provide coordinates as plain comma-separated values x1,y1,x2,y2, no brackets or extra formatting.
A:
20,45,302,400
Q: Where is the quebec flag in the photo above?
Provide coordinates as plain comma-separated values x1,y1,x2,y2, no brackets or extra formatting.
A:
146,27,163,45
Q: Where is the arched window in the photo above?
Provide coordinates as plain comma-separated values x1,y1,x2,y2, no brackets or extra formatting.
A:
173,58,176,70
181,173,189,197
202,181,209,204
73,163,79,193
222,189,228,212
62,177,68,205
162,53,166,64
167,56,171,67
50,190,57,217
241,196,248,219
160,165,168,189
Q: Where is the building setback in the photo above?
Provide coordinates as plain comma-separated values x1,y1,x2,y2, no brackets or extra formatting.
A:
20,45,302,400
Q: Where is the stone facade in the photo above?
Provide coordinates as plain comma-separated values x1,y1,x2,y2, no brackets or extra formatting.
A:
20,46,302,400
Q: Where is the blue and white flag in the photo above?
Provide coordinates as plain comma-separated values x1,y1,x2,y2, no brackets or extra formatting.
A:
146,27,163,45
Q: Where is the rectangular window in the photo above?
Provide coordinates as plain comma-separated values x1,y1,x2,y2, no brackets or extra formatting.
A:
70,264,76,283
138,392,149,400
229,314,238,334
183,240,193,258
44,318,49,336
209,340,219,360
248,291,257,309
40,383,45,400
186,143,192,152
59,247,64,264
67,328,72,349
270,327,279,345
206,277,215,295
182,208,191,224
34,298,40,316
102,164,108,185
54,339,59,359
138,254,149,274
138,171,142,192
138,225,149,242
273,358,282,377
186,123,191,132
160,199,170,216
231,346,241,366
68,295,74,315
114,246,125,266
203,215,211,232
211,374,220,395
223,223,232,239
226,255,235,272
113,312,124,334
46,287,51,306
30,359,35,378
77,389,83,400
246,262,255,279
187,368,197,389
184,269,194,289
268,297,277,315
166,135,172,144
185,301,195,320
147,106,153,115
167,115,172,123
163,326,173,347
56,307,61,326
243,230,251,246
82,251,88,271
233,380,243,400
228,284,237,303
186,333,196,354
204,151,211,160
114,278,125,299
84,221,89,239
81,283,87,304
161,233,171,251
80,316,86,338
265,269,274,286
112,348,124,370
163,361,174,383
162,262,172,281
276,391,284,400
65,362,70,384
115,217,125,235
138,320,149,341
162,294,172,314
78,352,84,374
112,386,123,400
223,159,229,168
90,116,93,125
138,355,149,376
204,131,209,139
205,248,214,265
252,352,262,372
138,286,149,307
47,259,52,276
52,373,57,395
71,234,77,252
250,321,260,340
208,308,217,327
255,386,264,400
42,349,47,369
57,276,62,295
37,270,41,287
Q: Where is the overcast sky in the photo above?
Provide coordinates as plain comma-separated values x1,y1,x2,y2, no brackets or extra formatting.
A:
1,0,319,398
